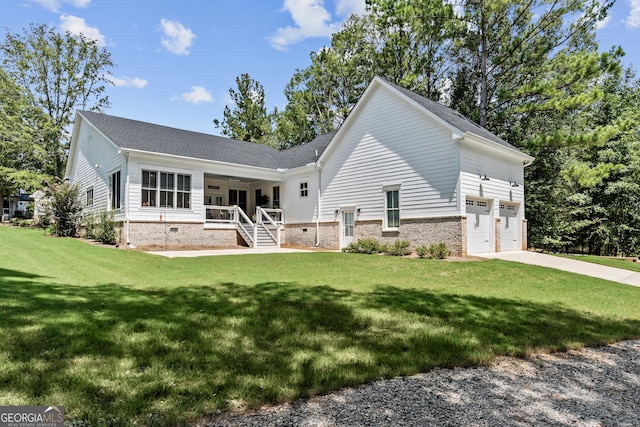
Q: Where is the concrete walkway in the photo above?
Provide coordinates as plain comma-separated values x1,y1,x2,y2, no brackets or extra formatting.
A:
477,251,640,287
147,247,316,258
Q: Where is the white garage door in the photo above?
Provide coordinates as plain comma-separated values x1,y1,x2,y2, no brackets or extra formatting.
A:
466,198,491,253
500,202,519,251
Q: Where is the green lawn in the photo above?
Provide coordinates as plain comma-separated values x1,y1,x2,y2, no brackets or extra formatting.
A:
1,227,639,426
560,254,640,272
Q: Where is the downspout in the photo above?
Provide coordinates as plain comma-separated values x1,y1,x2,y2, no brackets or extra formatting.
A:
315,162,322,247
124,152,133,247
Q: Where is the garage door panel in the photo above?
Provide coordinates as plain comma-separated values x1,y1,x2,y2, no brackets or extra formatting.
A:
499,202,518,251
466,198,491,253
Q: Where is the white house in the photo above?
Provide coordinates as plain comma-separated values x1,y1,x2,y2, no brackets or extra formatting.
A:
65,77,533,255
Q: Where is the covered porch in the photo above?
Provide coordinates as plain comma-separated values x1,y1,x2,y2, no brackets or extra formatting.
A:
202,173,285,248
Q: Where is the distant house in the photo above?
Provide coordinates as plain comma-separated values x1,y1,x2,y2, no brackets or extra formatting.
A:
65,77,533,255
1,191,33,221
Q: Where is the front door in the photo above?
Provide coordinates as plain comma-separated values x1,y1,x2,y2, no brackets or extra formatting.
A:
342,211,354,247
229,189,247,213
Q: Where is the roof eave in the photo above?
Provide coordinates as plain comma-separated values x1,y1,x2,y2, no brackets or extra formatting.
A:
461,132,534,165
121,148,287,180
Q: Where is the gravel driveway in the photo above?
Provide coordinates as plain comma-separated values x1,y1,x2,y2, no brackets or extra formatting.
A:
200,340,640,427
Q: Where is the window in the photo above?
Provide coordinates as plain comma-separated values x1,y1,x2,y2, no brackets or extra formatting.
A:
142,170,191,209
109,171,121,210
177,174,191,208
272,186,280,208
300,182,308,197
86,188,94,206
142,170,157,207
385,188,400,229
160,172,174,208
344,211,354,237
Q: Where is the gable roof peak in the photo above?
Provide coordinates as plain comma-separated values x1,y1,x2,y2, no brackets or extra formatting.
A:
372,76,527,156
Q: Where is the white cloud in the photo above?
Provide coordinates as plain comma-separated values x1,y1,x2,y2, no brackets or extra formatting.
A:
59,15,105,45
596,14,612,30
109,75,148,89
181,86,213,104
269,0,341,51
443,0,464,17
160,18,196,56
335,0,366,16
33,0,91,12
626,0,640,28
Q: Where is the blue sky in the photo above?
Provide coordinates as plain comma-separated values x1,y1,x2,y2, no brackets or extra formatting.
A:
1,0,638,136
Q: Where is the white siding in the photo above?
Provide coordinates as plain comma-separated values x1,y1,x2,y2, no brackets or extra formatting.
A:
281,168,319,223
319,85,460,223
68,119,126,218
460,141,525,218
127,153,204,222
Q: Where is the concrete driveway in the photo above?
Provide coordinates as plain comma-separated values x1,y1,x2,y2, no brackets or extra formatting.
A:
147,247,316,258
478,251,640,287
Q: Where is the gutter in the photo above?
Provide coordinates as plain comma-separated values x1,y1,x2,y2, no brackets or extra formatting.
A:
124,152,133,248
315,161,322,247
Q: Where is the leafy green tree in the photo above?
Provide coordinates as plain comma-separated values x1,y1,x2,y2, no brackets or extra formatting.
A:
0,68,50,215
213,73,275,145
276,1,460,146
366,0,459,99
451,0,616,129
1,23,114,177
560,69,640,255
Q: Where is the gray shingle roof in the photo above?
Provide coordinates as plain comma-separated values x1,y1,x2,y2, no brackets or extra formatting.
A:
276,132,336,169
381,79,525,154
80,111,282,168
79,78,524,171
80,110,333,169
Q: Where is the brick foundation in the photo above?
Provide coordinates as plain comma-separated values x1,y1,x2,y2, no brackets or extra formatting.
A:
127,221,241,248
284,222,340,249
354,216,465,256
285,217,465,255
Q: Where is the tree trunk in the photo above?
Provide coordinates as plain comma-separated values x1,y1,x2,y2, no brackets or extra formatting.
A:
478,0,488,128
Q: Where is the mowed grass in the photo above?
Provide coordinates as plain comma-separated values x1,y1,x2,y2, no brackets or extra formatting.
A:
1,227,639,426
560,254,640,272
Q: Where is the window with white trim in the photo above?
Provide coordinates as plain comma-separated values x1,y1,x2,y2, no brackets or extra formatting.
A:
86,188,94,206
142,170,191,209
177,174,191,208
142,170,157,207
299,182,308,197
109,171,121,210
385,187,400,229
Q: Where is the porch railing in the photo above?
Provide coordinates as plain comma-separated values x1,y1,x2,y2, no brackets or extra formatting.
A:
204,205,283,248
204,205,236,223
235,206,256,248
259,208,284,224
256,207,281,247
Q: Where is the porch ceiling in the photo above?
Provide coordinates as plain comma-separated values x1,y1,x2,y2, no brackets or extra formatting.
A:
204,173,280,185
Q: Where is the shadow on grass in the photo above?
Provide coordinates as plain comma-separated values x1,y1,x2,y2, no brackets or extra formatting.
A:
0,273,638,426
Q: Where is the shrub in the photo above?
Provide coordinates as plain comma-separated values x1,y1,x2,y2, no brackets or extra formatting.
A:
385,240,411,256
41,179,82,237
95,210,117,245
11,218,33,227
416,243,450,259
83,213,97,240
342,238,386,254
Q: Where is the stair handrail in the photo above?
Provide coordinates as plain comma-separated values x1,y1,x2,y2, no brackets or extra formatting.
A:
256,207,280,246
234,206,256,248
